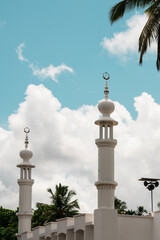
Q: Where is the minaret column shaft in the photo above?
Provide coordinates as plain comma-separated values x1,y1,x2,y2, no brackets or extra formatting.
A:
18,179,34,212
96,139,117,209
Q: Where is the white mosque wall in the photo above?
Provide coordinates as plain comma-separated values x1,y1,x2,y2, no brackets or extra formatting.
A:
19,211,160,240
117,214,153,240
153,211,160,240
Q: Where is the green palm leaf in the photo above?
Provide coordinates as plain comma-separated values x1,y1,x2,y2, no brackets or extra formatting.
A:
109,0,160,70
109,0,155,24
139,8,160,65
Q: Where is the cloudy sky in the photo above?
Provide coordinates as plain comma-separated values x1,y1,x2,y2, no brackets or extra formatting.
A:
1,0,160,214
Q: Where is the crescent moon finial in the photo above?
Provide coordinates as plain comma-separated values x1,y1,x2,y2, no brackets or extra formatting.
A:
24,127,30,149
103,72,110,81
103,72,110,99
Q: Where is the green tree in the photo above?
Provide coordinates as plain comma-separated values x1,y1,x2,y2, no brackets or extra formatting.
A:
32,203,49,228
0,206,18,240
32,183,80,227
125,209,136,215
109,0,160,70
135,205,148,216
114,197,127,214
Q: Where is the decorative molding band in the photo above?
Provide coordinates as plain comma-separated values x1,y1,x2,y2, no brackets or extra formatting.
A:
95,180,118,190
16,212,33,217
15,233,21,239
95,139,117,147
17,164,35,168
96,184,116,190
17,179,34,186
95,118,118,126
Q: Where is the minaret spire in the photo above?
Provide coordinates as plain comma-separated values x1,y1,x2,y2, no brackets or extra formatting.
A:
103,72,110,99
24,127,30,150
94,73,118,240
16,128,35,240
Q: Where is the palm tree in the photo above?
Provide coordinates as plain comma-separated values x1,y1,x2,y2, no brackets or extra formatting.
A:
135,206,148,215
46,183,80,221
34,183,80,224
32,203,49,228
114,197,127,214
109,0,160,70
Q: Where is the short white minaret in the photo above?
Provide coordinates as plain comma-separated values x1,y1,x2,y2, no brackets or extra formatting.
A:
16,127,35,239
94,73,118,240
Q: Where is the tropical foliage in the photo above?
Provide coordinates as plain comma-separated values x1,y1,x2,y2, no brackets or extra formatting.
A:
125,209,136,215
135,205,148,216
32,183,80,227
109,0,160,70
0,206,18,240
115,197,127,214
32,203,48,228
114,197,148,215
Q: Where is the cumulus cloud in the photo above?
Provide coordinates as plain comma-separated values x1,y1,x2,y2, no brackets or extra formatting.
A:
1,84,160,213
29,63,73,82
101,14,156,59
16,43,28,62
16,43,73,82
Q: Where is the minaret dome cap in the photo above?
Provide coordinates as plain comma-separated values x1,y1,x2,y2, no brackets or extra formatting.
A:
98,98,115,116
20,149,33,161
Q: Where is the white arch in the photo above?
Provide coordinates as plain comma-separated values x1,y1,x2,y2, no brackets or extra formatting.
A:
76,229,84,240
58,233,66,240
46,237,51,240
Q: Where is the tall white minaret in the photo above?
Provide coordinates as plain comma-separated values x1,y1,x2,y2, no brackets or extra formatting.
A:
16,127,35,239
94,73,118,240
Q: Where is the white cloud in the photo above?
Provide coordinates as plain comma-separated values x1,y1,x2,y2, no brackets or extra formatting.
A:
1,84,160,213
16,43,28,62
16,43,73,82
29,63,73,82
101,14,156,59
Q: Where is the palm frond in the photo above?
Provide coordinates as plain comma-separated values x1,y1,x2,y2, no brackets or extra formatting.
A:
109,0,154,24
139,8,160,66
156,25,160,70
109,0,127,24
47,188,54,198
145,0,160,15
64,190,76,205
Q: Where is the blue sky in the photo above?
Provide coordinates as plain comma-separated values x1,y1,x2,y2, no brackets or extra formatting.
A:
1,0,160,212
0,0,159,128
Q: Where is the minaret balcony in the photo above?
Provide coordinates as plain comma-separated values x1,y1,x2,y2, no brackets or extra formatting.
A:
95,138,117,147
17,163,35,168
17,179,34,185
95,117,118,126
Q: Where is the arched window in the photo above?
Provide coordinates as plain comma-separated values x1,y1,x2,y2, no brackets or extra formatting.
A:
46,237,51,240
76,230,84,240
58,233,66,240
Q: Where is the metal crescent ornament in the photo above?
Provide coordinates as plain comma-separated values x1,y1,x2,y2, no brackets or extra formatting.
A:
24,127,30,134
24,127,30,149
103,72,110,81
